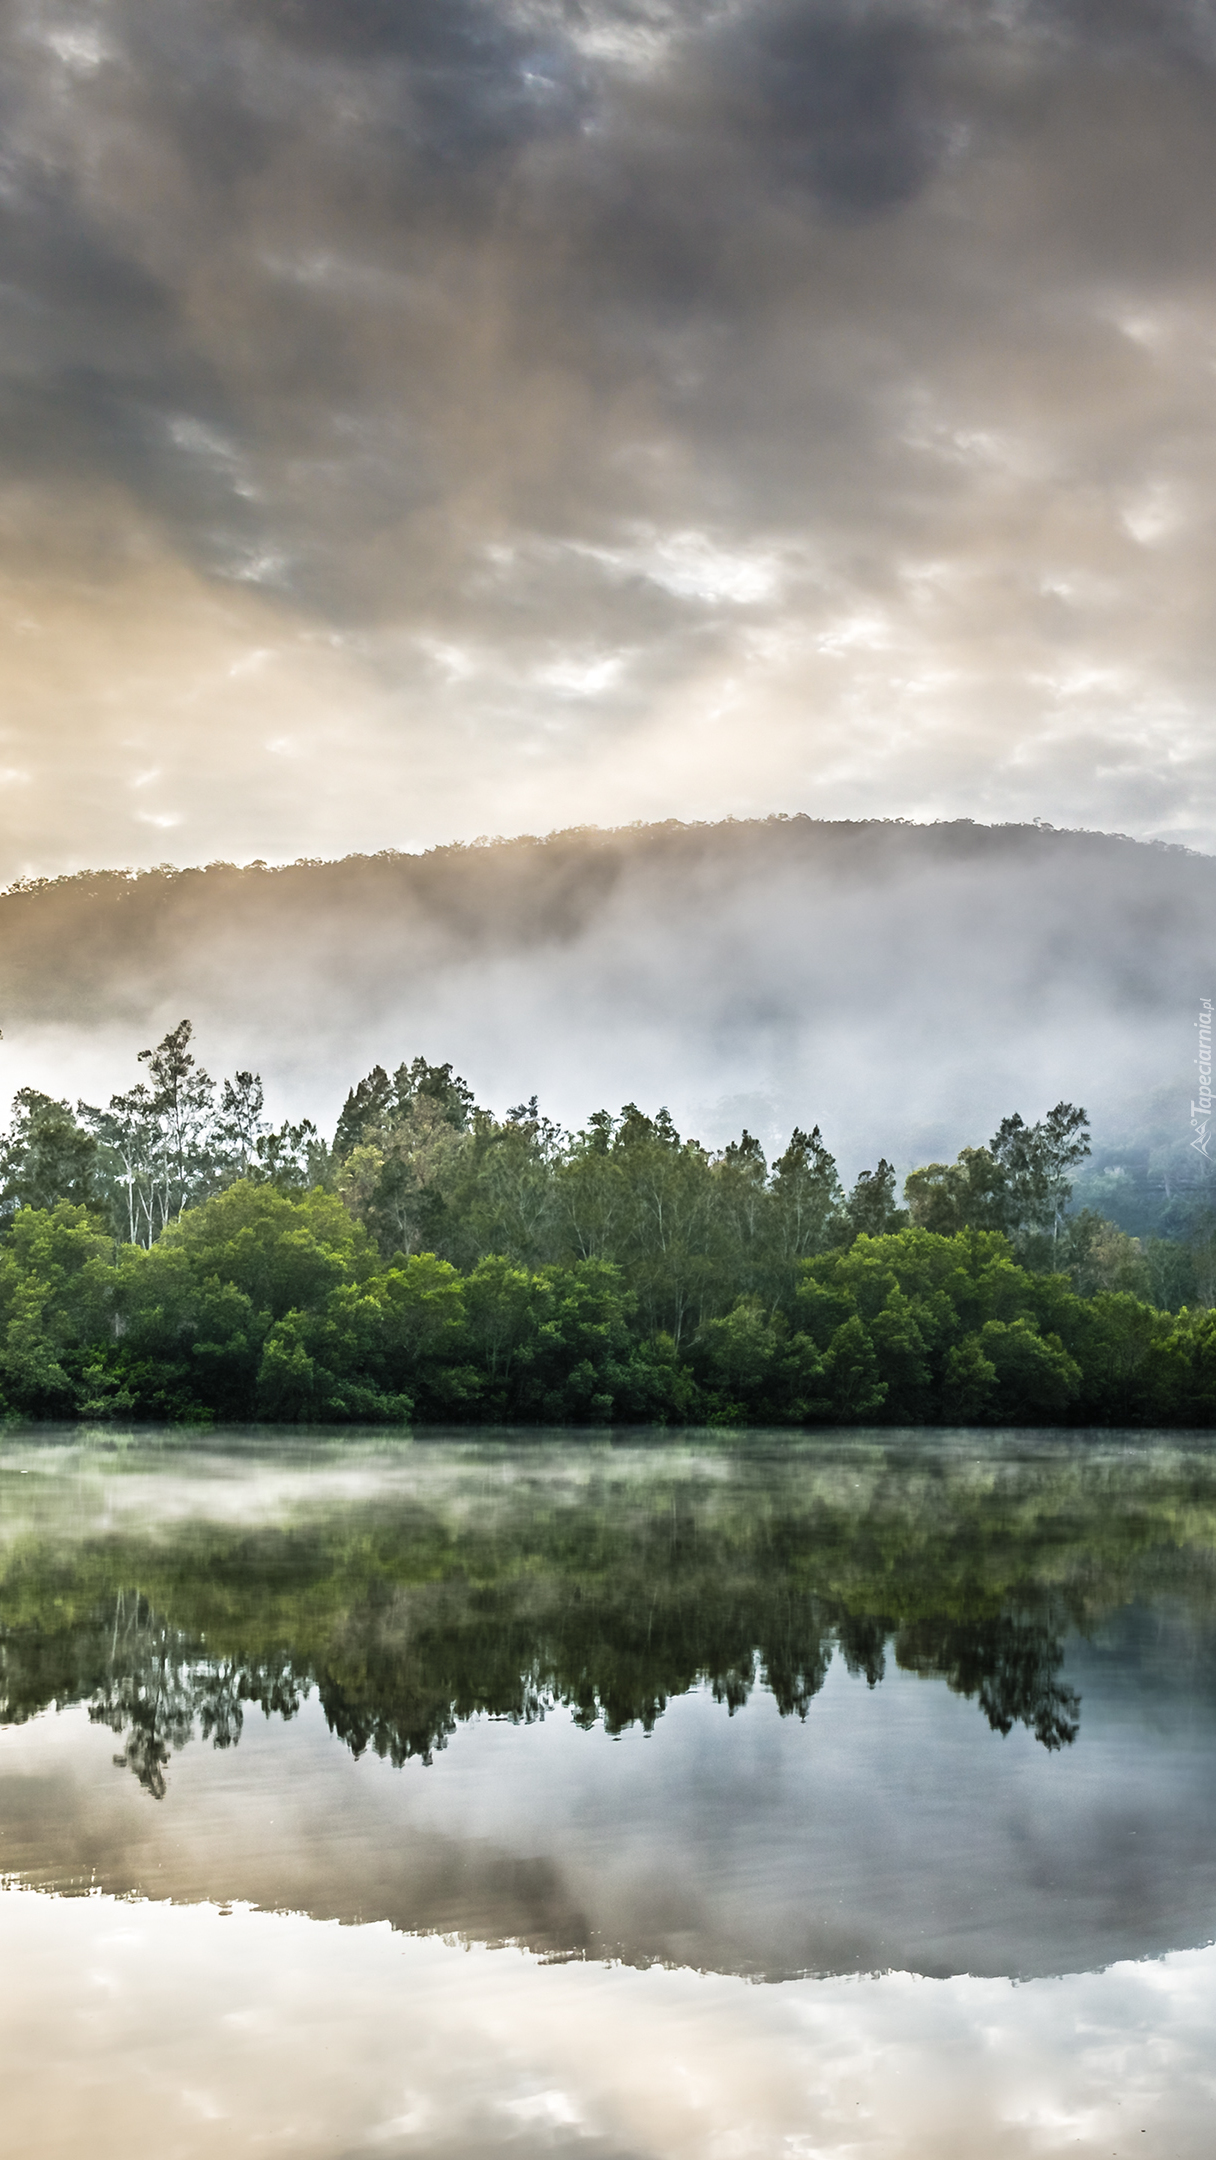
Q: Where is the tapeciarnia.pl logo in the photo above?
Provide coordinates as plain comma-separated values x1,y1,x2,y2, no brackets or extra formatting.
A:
1192,997,1213,1159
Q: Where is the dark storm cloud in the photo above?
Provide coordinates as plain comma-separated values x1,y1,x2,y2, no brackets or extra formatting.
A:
0,1,603,608
1027,0,1216,65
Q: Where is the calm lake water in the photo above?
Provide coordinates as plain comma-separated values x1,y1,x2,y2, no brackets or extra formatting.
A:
3,1427,1216,2157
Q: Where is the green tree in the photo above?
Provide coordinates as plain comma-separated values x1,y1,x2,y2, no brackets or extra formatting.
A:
158,1180,372,1319
816,1314,887,1420
690,1296,822,1423
565,1106,720,1345
557,1111,629,1261
450,1101,565,1267
0,1203,138,1419
0,1090,98,1226
138,1020,220,1219
215,1070,266,1174
711,1131,770,1296
905,1104,1090,1266
989,1101,1091,1262
843,1160,907,1241
967,1318,1081,1419
332,1057,479,1259
333,1057,474,1159
768,1125,844,1271
905,1145,1008,1236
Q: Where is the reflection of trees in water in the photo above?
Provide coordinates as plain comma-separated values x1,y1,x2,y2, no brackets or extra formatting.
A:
1,1584,1078,1794
18,1441,1216,1793
84,1591,305,1797
0,1589,303,1799
895,1613,1080,1750
88,1592,200,1798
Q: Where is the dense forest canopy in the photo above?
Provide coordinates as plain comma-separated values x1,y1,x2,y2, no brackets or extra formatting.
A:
0,1023,1214,1426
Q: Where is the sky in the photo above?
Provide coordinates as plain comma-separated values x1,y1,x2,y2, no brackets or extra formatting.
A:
5,0,1216,881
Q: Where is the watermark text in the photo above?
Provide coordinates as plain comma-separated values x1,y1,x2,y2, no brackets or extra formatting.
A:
1192,997,1213,1158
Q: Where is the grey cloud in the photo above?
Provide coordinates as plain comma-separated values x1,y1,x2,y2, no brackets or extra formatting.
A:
138,0,597,181
0,179,169,351
709,2,953,217
1022,0,1216,67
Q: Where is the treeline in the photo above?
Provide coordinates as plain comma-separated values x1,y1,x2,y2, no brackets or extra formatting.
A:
1,1025,1215,1425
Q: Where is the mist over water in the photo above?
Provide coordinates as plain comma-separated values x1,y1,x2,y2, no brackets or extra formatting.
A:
0,817,1209,1175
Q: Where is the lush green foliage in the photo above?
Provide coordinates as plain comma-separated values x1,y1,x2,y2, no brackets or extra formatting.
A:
0,1184,1214,1426
2,1027,1213,1425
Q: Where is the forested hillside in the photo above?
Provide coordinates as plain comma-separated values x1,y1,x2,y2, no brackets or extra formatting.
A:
1,817,1212,1183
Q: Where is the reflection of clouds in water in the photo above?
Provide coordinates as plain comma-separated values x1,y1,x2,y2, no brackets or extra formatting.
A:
5,1664,1214,1985
0,1887,1210,2159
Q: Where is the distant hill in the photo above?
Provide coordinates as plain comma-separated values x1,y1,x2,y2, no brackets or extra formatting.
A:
0,817,1212,1183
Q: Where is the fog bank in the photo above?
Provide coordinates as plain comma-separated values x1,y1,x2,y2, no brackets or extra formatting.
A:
0,817,1208,1177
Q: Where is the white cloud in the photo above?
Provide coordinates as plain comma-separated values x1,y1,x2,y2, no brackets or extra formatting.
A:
1120,479,1187,547
43,24,109,74
533,650,626,697
568,527,791,607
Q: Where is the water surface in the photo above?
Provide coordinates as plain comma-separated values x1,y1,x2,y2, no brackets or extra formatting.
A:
3,1426,1216,2156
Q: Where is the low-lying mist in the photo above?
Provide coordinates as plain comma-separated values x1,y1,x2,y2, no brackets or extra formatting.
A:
0,817,1210,1180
